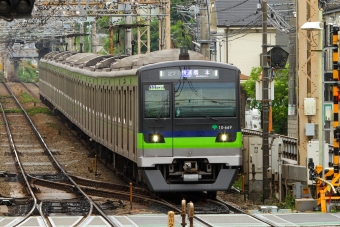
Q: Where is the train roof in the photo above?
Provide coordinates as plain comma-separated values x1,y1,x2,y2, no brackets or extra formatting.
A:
42,49,209,72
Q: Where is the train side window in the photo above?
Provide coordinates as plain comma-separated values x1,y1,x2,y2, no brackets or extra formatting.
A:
124,89,127,124
129,89,132,125
118,89,121,123
132,87,136,153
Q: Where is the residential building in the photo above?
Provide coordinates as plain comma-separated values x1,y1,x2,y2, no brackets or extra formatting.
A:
210,0,282,76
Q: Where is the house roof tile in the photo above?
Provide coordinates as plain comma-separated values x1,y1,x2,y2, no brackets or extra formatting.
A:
215,0,281,27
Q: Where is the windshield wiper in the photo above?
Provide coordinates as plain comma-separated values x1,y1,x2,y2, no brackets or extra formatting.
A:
156,96,169,121
197,112,218,121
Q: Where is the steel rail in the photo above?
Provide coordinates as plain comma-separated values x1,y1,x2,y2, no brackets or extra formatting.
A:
20,82,121,227
20,82,40,100
0,83,47,227
2,82,97,227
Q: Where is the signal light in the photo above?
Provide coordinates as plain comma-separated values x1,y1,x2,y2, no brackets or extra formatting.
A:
336,126,340,141
0,0,35,19
267,47,289,69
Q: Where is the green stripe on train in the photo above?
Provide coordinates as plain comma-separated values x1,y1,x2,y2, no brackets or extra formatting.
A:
137,132,242,149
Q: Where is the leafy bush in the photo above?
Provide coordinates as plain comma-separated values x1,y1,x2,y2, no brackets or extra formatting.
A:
278,191,295,210
18,60,38,82
241,65,289,135
233,176,243,190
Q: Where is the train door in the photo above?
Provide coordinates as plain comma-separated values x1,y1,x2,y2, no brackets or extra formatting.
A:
142,83,173,157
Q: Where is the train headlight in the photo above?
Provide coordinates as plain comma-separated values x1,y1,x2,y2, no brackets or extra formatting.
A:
148,133,165,143
152,134,159,142
215,133,230,142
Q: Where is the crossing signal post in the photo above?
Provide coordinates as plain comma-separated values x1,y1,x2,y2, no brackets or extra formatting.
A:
0,0,35,20
306,23,340,213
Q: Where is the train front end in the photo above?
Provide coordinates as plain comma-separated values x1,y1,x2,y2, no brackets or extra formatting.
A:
137,61,242,192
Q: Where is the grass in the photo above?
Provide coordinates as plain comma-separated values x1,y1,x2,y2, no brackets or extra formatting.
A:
19,92,38,104
46,122,59,130
4,108,22,114
0,95,14,99
233,175,242,190
278,191,295,210
26,107,54,116
46,122,63,135
0,95,13,104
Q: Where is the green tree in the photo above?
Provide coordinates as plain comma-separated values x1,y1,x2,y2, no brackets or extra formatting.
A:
241,65,289,135
78,2,195,54
170,0,194,49
171,20,193,48
0,71,4,82
242,66,262,101
18,61,38,82
271,65,289,134
150,19,160,52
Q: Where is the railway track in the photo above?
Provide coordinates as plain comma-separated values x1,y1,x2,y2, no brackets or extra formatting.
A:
0,82,53,226
2,82,226,226
20,82,40,100
29,174,239,216
0,82,118,226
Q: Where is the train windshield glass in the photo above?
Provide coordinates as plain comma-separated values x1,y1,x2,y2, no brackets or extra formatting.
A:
144,84,170,118
174,82,236,118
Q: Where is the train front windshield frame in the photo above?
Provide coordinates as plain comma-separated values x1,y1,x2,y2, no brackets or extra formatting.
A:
140,63,239,120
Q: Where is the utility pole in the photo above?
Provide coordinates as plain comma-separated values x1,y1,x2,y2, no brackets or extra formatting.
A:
109,17,114,55
80,22,84,52
199,0,210,59
261,0,270,202
159,0,171,50
137,5,151,54
91,21,97,53
72,23,76,52
287,0,297,138
125,10,132,55
225,28,229,63
297,0,319,166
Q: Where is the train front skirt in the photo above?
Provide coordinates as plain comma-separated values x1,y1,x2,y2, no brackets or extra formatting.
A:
141,169,238,192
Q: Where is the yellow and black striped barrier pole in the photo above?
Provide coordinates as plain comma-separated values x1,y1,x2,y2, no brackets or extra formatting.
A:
333,25,339,175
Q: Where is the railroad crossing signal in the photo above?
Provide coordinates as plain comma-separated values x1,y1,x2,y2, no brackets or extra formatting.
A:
0,0,35,20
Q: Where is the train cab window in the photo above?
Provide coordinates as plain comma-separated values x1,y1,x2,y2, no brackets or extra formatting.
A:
174,82,236,118
144,84,170,118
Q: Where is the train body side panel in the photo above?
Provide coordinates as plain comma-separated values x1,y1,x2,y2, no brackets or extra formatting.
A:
39,60,139,164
